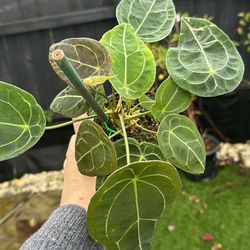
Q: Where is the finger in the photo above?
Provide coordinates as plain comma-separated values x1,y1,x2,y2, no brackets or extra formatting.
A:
63,157,68,170
73,113,88,134
66,134,77,161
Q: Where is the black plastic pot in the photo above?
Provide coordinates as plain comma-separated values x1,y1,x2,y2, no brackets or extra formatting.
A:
185,134,220,182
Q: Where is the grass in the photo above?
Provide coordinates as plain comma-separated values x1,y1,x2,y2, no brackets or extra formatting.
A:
152,166,250,250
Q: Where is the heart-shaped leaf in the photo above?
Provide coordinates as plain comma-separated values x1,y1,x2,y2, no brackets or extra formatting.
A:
88,160,181,250
101,24,156,99
0,81,46,161
151,77,192,121
115,138,165,168
158,114,205,173
49,38,112,88
50,86,89,118
75,120,116,176
117,0,176,43
167,17,244,97
96,138,165,190
139,95,155,111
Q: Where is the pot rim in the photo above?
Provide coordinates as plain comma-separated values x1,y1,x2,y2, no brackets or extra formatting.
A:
204,134,220,156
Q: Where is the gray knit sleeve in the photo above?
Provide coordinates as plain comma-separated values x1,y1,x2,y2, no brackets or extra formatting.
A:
20,204,103,250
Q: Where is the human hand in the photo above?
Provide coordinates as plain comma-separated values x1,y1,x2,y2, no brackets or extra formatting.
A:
60,115,96,210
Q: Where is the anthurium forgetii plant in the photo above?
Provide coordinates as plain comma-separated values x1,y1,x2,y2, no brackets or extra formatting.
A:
0,0,244,249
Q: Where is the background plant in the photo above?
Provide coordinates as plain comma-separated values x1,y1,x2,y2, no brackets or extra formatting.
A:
235,11,250,53
0,0,244,249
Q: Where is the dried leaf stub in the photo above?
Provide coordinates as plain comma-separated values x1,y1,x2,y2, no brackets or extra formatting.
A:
49,38,112,88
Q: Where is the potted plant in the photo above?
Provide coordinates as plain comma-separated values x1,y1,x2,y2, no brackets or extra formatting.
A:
0,0,244,249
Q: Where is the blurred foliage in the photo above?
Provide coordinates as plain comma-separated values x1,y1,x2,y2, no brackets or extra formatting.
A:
43,109,54,124
235,12,250,53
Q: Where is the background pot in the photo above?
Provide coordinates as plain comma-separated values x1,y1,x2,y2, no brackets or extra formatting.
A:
185,134,220,182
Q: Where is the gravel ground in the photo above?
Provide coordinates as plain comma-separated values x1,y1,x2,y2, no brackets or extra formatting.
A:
217,143,250,168
0,171,63,199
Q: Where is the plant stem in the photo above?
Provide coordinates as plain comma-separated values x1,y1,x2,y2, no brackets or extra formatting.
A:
130,103,141,113
124,111,151,121
51,49,108,123
119,114,130,165
45,115,97,130
127,99,132,115
116,96,123,112
89,85,109,102
135,124,157,135
109,123,134,139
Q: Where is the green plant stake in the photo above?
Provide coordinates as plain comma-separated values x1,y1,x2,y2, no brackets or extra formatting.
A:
51,49,109,124
0,0,245,249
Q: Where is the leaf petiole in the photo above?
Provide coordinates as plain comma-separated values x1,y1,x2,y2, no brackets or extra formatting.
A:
119,114,130,165
109,123,134,139
124,111,151,121
135,124,157,135
45,114,98,130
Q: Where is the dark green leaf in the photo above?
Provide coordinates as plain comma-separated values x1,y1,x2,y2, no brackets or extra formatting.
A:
167,17,244,97
75,120,116,176
139,95,155,111
101,24,156,99
96,138,165,190
0,82,46,161
151,77,192,121
88,160,181,249
49,38,112,88
50,86,89,118
117,0,176,42
96,175,107,190
115,138,165,168
158,114,205,173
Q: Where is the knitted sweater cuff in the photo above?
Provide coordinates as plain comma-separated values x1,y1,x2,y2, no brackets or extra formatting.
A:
20,204,102,250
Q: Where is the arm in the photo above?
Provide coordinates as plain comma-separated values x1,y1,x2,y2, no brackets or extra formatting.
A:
20,204,102,250
21,121,103,250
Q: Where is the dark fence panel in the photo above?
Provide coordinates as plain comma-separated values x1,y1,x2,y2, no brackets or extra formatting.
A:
0,0,117,108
